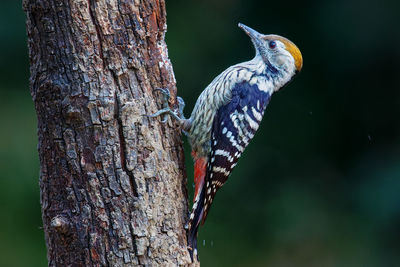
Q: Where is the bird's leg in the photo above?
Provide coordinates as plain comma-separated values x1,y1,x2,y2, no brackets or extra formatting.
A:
147,88,192,132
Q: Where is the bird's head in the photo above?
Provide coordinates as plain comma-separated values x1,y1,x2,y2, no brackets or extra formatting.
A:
238,23,303,76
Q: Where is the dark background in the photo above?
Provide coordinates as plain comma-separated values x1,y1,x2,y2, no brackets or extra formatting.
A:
1,0,399,266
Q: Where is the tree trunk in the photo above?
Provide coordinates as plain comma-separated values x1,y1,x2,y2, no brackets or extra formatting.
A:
24,0,196,265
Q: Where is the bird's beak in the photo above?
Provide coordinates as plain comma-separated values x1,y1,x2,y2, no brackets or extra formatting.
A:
238,23,264,52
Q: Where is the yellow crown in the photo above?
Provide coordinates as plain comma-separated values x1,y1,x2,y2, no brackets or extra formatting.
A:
266,35,303,71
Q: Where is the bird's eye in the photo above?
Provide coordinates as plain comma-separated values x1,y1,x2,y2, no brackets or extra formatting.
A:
269,40,277,49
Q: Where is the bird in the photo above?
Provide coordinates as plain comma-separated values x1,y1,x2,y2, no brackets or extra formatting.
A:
149,23,302,261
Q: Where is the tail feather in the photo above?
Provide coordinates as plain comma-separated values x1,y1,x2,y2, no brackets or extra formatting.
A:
188,152,207,261
187,184,206,262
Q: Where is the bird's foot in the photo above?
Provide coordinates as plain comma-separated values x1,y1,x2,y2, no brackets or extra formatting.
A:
147,88,184,123
147,88,192,133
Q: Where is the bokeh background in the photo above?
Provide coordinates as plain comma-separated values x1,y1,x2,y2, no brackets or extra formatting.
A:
1,0,399,266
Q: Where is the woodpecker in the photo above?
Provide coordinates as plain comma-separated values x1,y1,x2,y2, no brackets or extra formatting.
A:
149,23,302,261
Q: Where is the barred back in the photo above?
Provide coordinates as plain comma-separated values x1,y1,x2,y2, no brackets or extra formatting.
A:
188,57,270,158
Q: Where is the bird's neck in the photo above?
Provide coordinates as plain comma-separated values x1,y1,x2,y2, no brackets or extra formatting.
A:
246,55,295,92
242,56,267,75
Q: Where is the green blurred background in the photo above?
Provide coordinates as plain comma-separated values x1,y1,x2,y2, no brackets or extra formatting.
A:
1,0,399,266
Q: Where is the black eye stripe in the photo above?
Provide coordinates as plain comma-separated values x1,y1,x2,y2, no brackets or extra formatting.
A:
269,40,276,49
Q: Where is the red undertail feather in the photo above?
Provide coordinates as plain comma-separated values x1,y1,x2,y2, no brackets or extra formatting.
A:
192,151,207,202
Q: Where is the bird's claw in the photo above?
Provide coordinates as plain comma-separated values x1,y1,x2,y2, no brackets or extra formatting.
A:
153,87,170,96
146,108,171,123
146,88,185,124
177,96,185,116
150,88,173,123
153,88,171,104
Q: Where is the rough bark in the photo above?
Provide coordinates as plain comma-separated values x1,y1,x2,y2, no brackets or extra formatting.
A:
24,0,197,265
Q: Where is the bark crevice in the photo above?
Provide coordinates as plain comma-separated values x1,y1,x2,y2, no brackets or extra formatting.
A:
87,0,106,68
114,88,139,198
